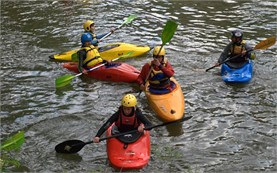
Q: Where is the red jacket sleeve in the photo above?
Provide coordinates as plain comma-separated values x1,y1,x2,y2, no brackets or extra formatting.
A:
160,62,174,77
136,63,151,85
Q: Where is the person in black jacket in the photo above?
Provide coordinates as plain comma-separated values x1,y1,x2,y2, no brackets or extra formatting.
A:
93,94,152,143
215,29,256,68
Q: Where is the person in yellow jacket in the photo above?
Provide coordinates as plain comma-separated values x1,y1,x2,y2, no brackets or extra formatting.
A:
77,33,109,74
83,20,114,48
215,29,256,68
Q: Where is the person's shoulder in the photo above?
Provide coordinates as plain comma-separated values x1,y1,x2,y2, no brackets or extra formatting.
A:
143,63,151,68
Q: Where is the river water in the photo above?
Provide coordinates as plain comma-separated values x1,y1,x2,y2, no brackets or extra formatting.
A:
1,0,276,172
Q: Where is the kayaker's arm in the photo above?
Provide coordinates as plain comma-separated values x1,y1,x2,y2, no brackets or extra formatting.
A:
136,63,151,86
77,50,87,73
159,62,174,77
244,43,256,60
218,42,232,64
94,111,119,138
96,32,112,40
136,108,153,128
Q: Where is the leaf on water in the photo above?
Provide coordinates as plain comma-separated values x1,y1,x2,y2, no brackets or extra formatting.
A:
1,131,25,151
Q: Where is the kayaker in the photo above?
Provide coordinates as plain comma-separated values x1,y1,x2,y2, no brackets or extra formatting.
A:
77,33,110,74
215,29,256,68
93,94,152,143
83,20,114,48
136,46,175,91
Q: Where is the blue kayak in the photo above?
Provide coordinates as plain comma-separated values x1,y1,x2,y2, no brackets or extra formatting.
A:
221,60,253,83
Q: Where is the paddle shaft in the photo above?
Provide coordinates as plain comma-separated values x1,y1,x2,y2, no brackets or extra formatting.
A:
82,116,192,145
72,56,122,78
205,49,252,72
56,116,192,153
99,15,136,41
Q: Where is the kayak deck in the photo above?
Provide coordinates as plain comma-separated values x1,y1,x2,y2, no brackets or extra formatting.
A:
145,77,185,122
106,124,151,170
49,42,150,61
221,60,253,83
62,62,140,83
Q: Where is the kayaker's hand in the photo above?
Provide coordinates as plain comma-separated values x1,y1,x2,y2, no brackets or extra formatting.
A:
241,50,246,56
214,62,220,67
138,125,144,132
93,137,100,143
82,69,88,74
110,28,115,34
139,84,145,91
151,59,161,67
103,60,111,65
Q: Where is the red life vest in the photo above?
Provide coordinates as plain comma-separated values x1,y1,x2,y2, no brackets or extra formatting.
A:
115,107,140,129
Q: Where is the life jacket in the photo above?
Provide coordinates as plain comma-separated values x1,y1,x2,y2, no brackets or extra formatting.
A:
148,58,171,88
229,40,247,63
115,107,140,130
80,45,102,67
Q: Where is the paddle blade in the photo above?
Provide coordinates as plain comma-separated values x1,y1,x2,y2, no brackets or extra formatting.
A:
123,15,137,24
55,140,86,154
55,74,75,88
1,131,25,151
161,20,178,45
254,36,276,50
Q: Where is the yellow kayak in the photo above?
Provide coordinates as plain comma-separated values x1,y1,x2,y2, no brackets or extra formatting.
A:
145,77,185,122
49,42,150,61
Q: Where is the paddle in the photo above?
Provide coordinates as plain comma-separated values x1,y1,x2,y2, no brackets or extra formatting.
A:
205,36,276,72
55,116,192,154
55,52,133,88
98,15,137,41
138,20,178,96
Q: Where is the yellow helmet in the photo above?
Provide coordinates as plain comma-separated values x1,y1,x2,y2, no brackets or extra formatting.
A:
121,94,137,107
153,46,165,56
83,20,94,32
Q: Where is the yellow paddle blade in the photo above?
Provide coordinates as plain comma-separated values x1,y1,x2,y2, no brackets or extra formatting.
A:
55,74,75,88
254,36,276,50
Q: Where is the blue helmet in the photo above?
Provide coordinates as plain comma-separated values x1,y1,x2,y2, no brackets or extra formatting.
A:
81,33,92,45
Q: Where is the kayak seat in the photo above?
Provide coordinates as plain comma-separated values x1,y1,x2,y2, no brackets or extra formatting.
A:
111,126,143,144
149,81,176,95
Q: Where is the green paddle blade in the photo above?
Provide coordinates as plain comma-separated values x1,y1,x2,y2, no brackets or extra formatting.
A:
1,131,25,151
161,20,178,45
123,15,137,24
254,36,276,50
55,74,75,88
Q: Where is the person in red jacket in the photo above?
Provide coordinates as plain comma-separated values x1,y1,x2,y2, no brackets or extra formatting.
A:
136,46,175,92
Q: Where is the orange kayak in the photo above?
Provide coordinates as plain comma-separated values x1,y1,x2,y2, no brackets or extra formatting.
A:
145,77,185,122
106,124,151,170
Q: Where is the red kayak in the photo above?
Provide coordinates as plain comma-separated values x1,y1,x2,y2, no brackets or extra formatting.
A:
106,124,151,170
62,62,140,83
